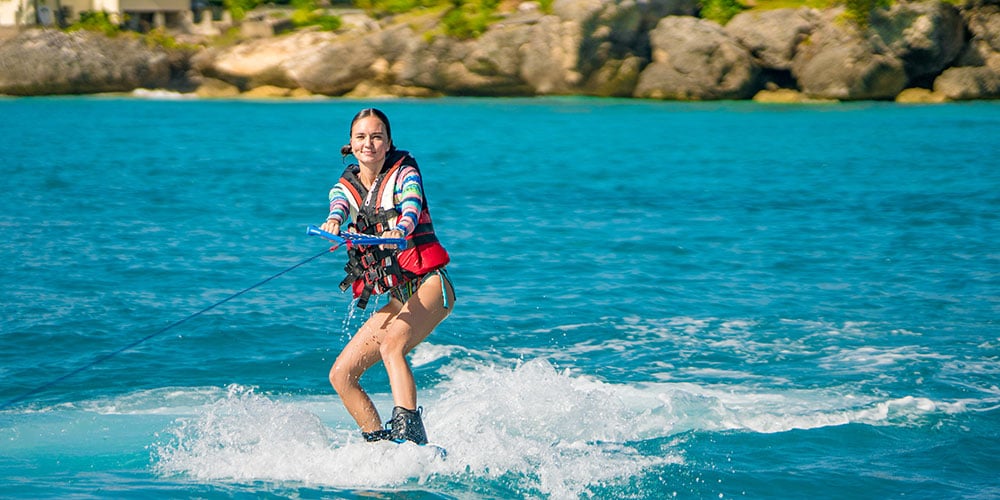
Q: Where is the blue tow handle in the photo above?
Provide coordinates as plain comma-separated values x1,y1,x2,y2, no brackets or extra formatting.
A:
306,225,406,248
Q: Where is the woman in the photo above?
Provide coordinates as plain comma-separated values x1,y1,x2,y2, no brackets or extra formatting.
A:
320,108,455,445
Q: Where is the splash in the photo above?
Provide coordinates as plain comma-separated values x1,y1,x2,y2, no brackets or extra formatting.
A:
150,355,968,497
427,358,682,498
150,364,683,497
152,385,442,488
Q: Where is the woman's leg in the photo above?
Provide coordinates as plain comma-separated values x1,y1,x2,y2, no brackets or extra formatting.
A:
329,304,400,433
380,273,456,410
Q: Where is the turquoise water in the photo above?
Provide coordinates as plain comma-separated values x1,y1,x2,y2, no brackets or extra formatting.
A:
1,96,998,498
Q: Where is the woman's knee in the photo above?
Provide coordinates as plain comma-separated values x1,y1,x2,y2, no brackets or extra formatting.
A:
378,331,408,362
329,359,357,394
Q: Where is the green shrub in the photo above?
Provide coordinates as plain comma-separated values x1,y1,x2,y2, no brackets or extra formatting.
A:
143,27,178,48
354,0,507,39
224,0,260,21
441,0,499,39
67,11,121,36
354,0,437,16
843,0,891,27
292,0,343,30
699,0,748,25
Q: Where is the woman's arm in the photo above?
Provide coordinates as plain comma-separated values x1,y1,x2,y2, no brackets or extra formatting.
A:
323,184,351,234
393,165,423,237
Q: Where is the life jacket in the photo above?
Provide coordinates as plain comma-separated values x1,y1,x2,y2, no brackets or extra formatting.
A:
336,150,450,309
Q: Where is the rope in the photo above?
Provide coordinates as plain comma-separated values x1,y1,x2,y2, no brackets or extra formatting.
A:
0,246,336,412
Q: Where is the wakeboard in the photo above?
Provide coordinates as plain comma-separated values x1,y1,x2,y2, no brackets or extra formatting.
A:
417,442,447,460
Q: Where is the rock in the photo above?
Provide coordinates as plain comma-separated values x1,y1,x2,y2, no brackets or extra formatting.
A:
3,2,997,101
315,13,459,96
791,9,907,100
194,77,241,97
377,4,604,96
933,65,1000,99
551,0,608,24
634,16,761,100
388,2,650,97
752,88,835,103
636,0,700,21
288,87,316,98
584,55,645,97
955,4,1000,71
870,0,964,84
895,87,949,102
464,18,543,94
395,30,534,96
285,37,381,95
523,0,646,96
196,30,337,90
241,84,292,97
0,29,171,96
560,0,643,70
518,16,581,94
726,8,819,71
344,81,439,98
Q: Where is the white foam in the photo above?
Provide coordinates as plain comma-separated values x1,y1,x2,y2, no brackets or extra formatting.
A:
149,355,976,497
423,358,685,498
153,385,443,488
130,88,196,100
82,387,226,415
151,365,682,497
820,346,952,373
408,343,459,368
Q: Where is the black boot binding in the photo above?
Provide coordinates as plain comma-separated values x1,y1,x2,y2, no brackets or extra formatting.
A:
361,428,391,442
389,406,428,445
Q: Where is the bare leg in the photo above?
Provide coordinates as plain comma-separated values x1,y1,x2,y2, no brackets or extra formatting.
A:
380,273,456,410
328,305,399,433
329,272,455,434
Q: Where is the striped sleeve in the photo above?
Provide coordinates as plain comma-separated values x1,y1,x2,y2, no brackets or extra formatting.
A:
394,165,423,236
327,183,350,223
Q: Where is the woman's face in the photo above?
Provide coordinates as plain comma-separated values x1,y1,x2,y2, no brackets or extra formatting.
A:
351,115,391,168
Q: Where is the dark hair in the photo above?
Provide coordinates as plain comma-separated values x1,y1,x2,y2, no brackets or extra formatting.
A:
340,108,396,157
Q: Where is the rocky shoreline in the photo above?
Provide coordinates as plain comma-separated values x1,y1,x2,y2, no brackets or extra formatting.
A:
1,0,998,102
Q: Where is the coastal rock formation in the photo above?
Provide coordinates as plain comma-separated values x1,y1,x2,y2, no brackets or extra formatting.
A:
934,65,1000,99
895,87,948,102
0,29,172,96
2,0,998,101
725,8,819,71
515,15,584,95
192,30,337,91
287,34,385,95
634,16,760,99
961,3,1000,70
194,0,700,98
387,0,686,97
791,9,907,100
399,14,540,95
936,3,1000,99
871,0,965,84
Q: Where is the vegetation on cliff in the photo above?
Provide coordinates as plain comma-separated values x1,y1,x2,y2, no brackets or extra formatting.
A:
355,0,554,38
58,0,917,43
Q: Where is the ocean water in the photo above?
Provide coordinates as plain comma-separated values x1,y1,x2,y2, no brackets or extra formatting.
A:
1,96,998,499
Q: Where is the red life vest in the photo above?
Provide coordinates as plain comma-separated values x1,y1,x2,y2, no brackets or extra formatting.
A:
336,150,450,308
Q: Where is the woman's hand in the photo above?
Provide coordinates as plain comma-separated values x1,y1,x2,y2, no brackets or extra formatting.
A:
380,229,403,250
321,220,341,235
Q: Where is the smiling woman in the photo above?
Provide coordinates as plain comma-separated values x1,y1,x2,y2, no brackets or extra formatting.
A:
320,108,455,445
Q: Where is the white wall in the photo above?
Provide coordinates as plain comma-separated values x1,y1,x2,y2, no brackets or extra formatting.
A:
0,0,32,26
